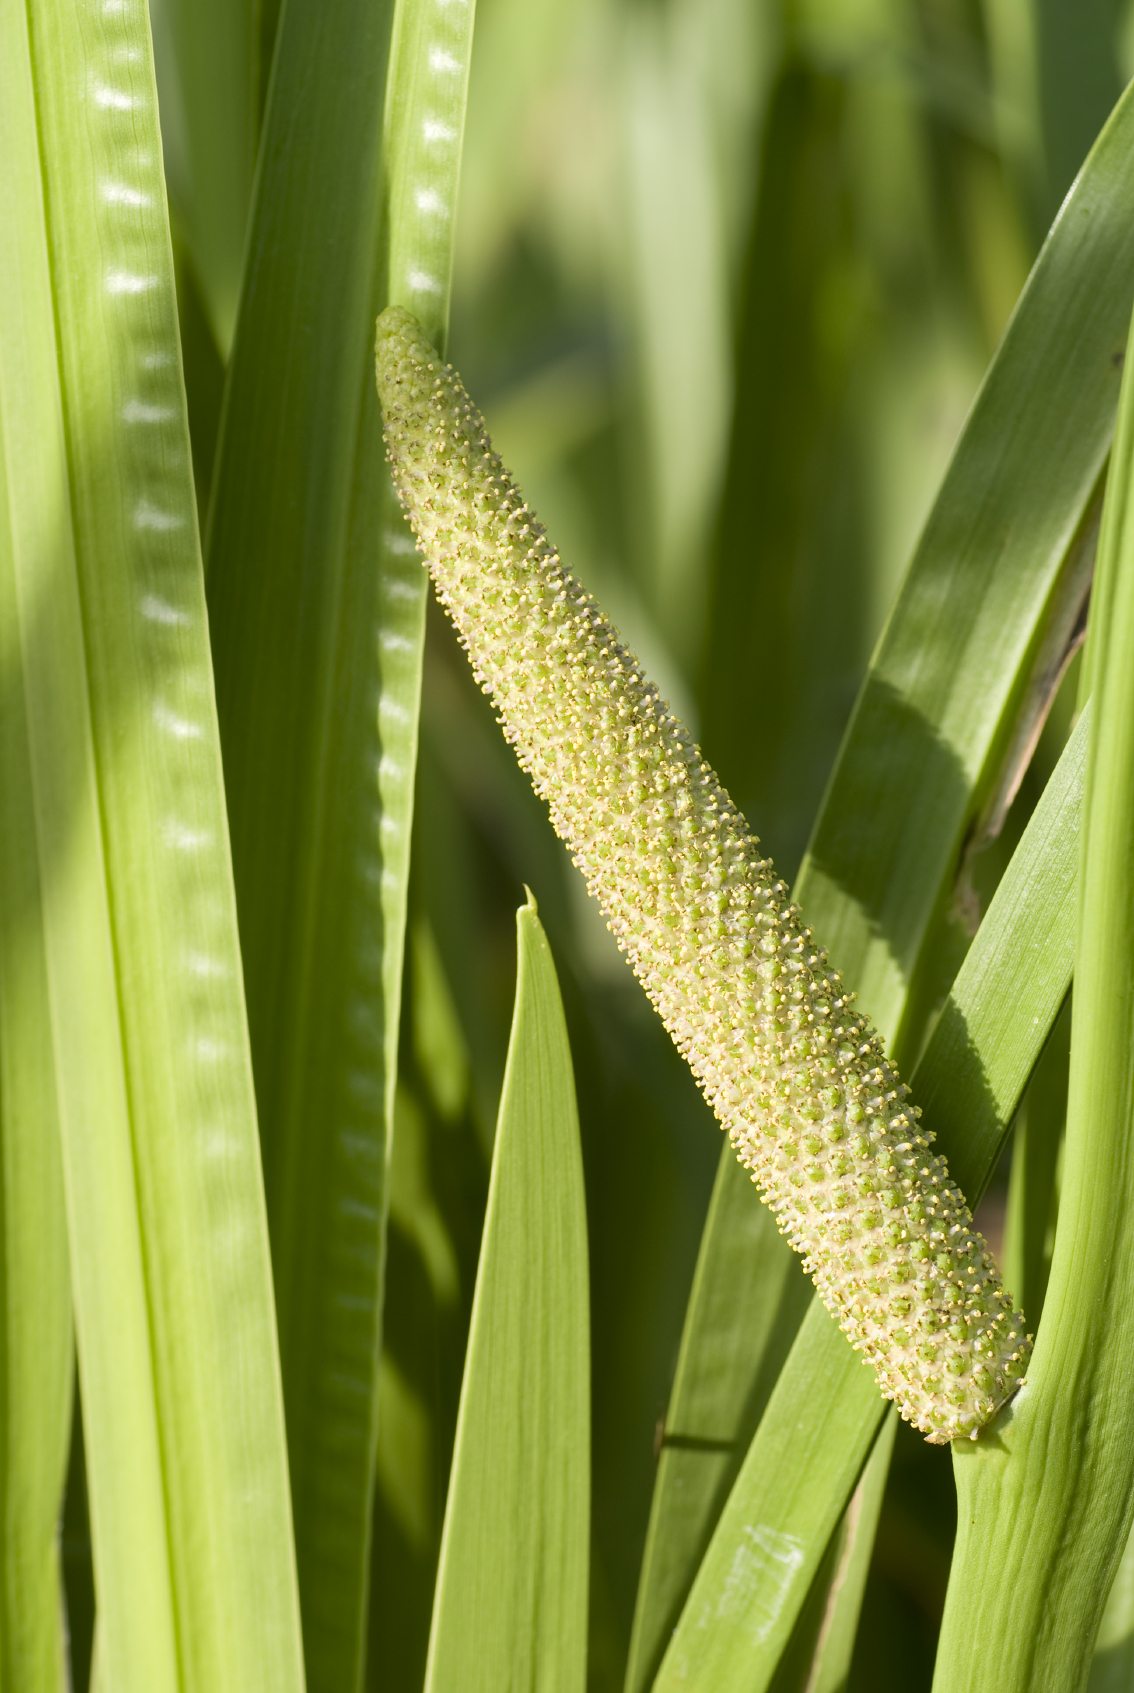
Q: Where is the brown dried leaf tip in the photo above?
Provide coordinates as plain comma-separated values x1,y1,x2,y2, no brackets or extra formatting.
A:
375,304,1031,1443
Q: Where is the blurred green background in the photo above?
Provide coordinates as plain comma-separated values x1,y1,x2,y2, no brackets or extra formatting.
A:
155,0,1133,1686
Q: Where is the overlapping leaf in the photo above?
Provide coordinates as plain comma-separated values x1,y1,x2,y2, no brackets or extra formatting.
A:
935,292,1134,1692
205,0,476,1682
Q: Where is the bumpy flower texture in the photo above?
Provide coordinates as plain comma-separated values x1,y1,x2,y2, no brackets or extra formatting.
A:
374,304,1031,1443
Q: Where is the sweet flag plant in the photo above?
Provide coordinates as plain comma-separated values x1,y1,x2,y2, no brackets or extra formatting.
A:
374,304,1032,1445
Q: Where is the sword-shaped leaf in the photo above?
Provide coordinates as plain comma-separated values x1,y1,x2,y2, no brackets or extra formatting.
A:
424,898,589,1693
0,3,303,1688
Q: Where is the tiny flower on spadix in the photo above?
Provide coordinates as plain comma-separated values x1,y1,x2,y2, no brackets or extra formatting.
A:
374,304,1031,1444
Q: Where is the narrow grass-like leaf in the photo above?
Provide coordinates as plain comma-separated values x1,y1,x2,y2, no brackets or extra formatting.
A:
933,305,1134,1693
1,3,303,1688
204,3,395,1679
655,711,1085,1688
798,1415,897,1693
0,428,73,1687
626,1165,811,1687
424,897,588,1692
629,72,1134,1678
751,1412,896,1692
205,0,475,1682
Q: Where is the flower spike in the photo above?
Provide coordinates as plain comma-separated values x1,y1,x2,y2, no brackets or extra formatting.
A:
374,304,1030,1443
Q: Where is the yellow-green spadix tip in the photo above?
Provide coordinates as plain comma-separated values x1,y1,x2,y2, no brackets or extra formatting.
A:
374,304,1031,1443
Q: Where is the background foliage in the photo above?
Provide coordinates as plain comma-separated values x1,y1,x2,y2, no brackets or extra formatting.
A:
397,3,1130,1684
6,0,1134,1689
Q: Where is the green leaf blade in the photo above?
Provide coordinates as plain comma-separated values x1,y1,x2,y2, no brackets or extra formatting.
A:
203,2,394,1672
0,168,74,1693
2,4,303,1687
625,1166,810,1689
0,31,76,1693
204,0,476,1682
424,897,589,1693
802,1415,897,1693
934,299,1134,1693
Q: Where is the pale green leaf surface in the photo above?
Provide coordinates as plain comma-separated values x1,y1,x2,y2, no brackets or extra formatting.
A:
424,898,589,1693
0,256,73,1693
0,73,74,1658
625,1156,811,1689
1,3,302,1689
803,1415,897,1693
754,1412,896,1693
205,0,475,1683
628,72,1134,1682
934,304,1134,1693
655,710,1085,1689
